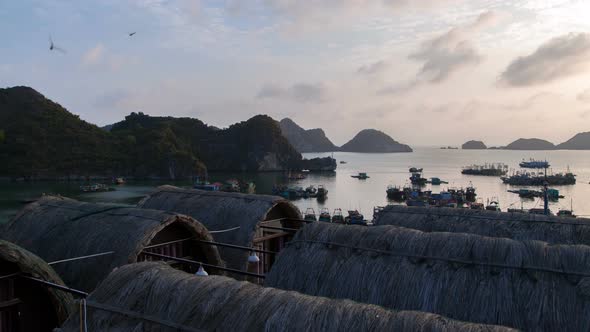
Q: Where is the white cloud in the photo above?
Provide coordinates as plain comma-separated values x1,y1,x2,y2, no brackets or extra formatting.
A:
257,83,326,103
501,32,590,86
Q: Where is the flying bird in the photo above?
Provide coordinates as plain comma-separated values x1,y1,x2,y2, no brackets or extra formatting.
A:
49,35,66,53
128,32,136,37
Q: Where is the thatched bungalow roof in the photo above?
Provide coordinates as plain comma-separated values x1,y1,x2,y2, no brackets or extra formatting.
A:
58,262,514,332
374,205,590,245
265,222,590,331
138,185,302,271
1,196,222,292
0,240,74,330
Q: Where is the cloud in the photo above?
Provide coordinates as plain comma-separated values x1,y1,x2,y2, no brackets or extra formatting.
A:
577,88,590,103
409,11,498,83
257,83,326,103
357,60,389,75
500,32,590,86
82,44,105,66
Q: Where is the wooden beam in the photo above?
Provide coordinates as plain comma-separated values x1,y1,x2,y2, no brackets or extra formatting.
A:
253,232,290,243
0,298,21,309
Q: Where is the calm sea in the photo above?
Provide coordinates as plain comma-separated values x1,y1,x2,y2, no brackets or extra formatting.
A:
2,147,590,223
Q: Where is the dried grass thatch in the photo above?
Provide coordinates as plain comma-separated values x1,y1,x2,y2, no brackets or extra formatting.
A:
1,196,222,292
59,262,514,332
138,185,301,270
374,205,590,245
265,222,590,331
0,240,74,324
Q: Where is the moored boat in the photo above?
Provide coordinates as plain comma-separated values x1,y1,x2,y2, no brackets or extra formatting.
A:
519,158,550,169
462,163,508,176
345,210,366,225
316,185,328,199
351,172,370,179
113,177,125,185
485,199,501,212
428,177,448,185
501,171,576,186
318,208,331,222
409,167,423,173
331,208,345,224
386,185,405,201
80,183,112,193
304,208,317,222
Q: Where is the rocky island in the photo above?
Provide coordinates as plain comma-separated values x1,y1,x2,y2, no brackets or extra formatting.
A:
340,129,412,153
279,118,338,153
557,132,590,150
0,86,303,180
504,138,556,150
462,140,487,150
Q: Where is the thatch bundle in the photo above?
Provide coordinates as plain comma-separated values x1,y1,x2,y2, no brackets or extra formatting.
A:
0,240,74,327
59,262,514,332
265,222,590,331
1,196,222,292
138,185,301,270
374,205,590,245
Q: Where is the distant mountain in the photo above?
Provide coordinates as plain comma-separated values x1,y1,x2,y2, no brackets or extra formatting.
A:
279,118,337,152
0,86,302,180
504,138,555,150
556,132,590,150
462,140,487,150
340,129,412,153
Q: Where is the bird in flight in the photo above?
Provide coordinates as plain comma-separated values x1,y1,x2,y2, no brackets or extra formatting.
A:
49,35,66,53
128,32,136,37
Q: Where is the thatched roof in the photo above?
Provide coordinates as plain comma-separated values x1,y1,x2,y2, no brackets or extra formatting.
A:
138,185,301,270
59,262,514,332
265,222,590,331
374,205,590,245
1,196,222,292
0,240,74,324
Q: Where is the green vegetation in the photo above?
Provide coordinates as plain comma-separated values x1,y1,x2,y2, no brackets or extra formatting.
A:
0,86,301,180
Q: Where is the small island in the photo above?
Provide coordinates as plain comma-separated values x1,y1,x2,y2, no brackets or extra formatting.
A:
504,138,556,150
339,129,412,153
462,140,487,150
557,132,590,150
279,118,337,153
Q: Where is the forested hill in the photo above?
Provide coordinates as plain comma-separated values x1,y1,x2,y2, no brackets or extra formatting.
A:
0,86,302,180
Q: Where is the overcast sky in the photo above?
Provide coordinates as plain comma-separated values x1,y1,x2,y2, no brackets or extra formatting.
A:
2,0,590,146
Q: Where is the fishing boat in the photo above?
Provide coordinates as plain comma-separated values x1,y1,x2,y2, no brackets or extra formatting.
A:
113,177,125,185
340,161,347,164
557,210,576,218
507,188,564,200
485,199,501,212
501,171,576,186
462,163,508,176
409,167,423,173
470,200,484,210
194,177,221,191
465,184,477,202
345,210,366,225
80,183,112,193
428,177,448,185
351,172,370,179
410,172,427,186
386,185,405,201
304,208,317,222
221,179,240,192
406,199,428,207
519,158,550,169
318,208,331,222
305,185,318,197
332,208,345,224
316,185,328,199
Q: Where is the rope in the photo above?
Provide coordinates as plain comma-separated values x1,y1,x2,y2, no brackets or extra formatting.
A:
209,226,241,233
288,239,590,278
48,251,115,265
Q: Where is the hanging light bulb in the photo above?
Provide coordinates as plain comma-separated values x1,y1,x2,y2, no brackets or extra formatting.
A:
248,251,260,263
196,264,208,276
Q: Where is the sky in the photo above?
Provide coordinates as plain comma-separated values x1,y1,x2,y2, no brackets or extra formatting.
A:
2,0,590,147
